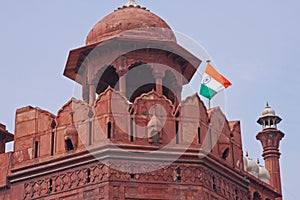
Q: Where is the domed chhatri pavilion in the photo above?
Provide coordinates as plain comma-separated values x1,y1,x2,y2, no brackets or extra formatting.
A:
0,1,284,200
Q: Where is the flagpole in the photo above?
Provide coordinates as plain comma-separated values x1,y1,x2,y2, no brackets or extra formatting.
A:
207,60,211,109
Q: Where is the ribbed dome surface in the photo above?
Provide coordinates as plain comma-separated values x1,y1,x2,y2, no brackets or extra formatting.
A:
86,6,176,45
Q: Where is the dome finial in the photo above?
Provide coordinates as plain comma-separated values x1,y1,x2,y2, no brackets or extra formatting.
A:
266,102,269,107
125,0,139,7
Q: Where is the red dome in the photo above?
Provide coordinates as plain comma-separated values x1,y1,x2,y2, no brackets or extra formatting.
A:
86,6,176,45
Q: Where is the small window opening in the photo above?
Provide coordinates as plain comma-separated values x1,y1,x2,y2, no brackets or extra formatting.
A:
130,118,134,142
51,132,55,156
87,168,91,183
89,121,92,145
130,173,135,179
34,141,39,158
107,122,112,139
175,120,179,144
65,139,74,152
265,120,269,126
198,127,201,144
48,178,53,194
222,148,230,160
176,167,181,182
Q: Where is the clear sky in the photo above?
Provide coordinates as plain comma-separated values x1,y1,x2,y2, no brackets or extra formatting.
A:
0,0,299,199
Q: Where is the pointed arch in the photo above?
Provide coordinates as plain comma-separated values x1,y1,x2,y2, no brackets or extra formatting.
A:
126,63,155,102
95,65,120,94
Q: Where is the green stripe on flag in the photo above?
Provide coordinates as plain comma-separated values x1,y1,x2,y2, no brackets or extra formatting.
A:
200,84,217,100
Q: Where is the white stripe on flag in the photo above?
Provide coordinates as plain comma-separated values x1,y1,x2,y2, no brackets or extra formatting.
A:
203,73,225,93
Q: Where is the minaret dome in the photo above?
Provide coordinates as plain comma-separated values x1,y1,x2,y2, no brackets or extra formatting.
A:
257,103,282,130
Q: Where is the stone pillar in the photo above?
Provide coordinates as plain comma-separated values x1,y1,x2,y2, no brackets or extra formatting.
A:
119,72,126,97
176,86,182,106
82,82,89,103
116,56,128,97
152,68,165,95
155,76,163,94
176,73,183,104
89,84,96,106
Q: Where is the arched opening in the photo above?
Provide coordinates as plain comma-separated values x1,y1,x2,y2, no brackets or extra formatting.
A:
222,148,230,160
34,141,39,158
130,118,134,142
126,64,155,102
130,173,135,179
89,121,93,145
51,132,55,156
198,127,201,144
65,139,74,152
50,120,56,156
175,120,179,144
264,119,270,128
48,178,53,194
107,122,112,139
96,66,119,94
87,168,91,183
175,167,181,182
270,119,274,126
253,192,262,200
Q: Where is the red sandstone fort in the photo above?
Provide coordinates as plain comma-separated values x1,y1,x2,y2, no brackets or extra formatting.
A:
0,1,284,199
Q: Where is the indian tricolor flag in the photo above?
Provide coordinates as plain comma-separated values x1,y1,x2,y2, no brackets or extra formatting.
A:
200,63,232,100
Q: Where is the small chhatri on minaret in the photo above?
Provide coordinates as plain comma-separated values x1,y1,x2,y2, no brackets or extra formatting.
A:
257,102,282,130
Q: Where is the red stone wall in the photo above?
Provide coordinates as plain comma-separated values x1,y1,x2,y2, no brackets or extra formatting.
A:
0,153,12,188
0,87,280,200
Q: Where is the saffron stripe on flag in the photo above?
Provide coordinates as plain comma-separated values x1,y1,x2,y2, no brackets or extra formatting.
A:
205,63,232,88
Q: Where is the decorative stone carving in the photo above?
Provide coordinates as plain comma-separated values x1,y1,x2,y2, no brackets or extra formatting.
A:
23,162,248,200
